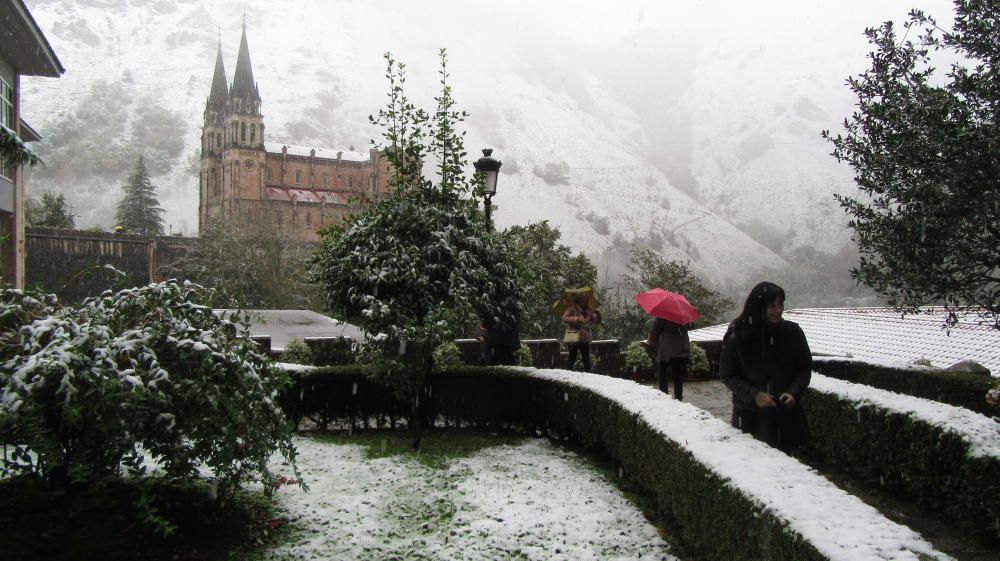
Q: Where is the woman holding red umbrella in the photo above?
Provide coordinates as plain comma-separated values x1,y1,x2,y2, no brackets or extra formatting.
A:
647,318,690,400
635,288,700,400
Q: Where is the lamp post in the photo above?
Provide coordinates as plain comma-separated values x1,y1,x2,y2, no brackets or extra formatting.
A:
473,148,501,230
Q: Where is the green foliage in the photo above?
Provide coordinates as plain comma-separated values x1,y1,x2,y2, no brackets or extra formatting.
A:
281,338,313,365
115,155,165,236
0,123,41,169
624,341,652,370
162,217,323,310
432,341,463,370
0,280,299,499
504,221,597,338
514,345,533,367
689,343,709,374
310,51,524,446
26,191,76,229
823,2,1000,329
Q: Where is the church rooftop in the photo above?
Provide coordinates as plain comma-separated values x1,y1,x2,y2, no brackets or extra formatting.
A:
264,142,369,162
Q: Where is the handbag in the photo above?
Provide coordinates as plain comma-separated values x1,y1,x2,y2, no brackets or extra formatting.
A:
563,328,581,345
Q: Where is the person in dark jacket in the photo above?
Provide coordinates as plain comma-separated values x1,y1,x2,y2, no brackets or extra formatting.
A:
720,281,811,452
647,318,690,400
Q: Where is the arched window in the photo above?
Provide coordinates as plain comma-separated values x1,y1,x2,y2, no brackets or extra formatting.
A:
216,133,221,149
322,173,328,187
306,212,312,227
250,124,256,143
241,122,247,142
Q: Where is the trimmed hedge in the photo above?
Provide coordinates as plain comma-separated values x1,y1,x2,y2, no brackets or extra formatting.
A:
812,357,996,415
279,365,950,561
806,374,1000,543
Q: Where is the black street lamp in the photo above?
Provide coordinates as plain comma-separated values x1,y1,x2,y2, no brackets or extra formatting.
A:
473,148,502,230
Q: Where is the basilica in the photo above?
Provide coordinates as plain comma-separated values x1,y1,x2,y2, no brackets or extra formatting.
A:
198,24,390,241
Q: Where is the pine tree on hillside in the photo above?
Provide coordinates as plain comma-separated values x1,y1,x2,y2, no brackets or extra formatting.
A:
115,155,165,236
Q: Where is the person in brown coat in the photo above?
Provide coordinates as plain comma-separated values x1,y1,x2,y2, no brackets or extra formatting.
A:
562,294,601,371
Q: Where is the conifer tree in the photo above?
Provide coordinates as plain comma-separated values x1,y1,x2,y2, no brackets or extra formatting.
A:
115,155,165,236
26,191,76,229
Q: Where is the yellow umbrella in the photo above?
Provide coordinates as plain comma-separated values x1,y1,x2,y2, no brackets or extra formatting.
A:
552,287,600,317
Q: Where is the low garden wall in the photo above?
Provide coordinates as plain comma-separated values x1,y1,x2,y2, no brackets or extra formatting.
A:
279,365,954,561
805,373,1000,543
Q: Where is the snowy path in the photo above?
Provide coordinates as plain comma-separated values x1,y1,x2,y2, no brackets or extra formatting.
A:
264,436,675,561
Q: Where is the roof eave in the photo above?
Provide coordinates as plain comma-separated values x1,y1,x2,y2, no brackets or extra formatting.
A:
1,0,65,77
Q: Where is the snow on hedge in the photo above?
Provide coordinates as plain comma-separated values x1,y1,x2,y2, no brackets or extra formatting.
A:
525,368,953,561
810,373,1000,459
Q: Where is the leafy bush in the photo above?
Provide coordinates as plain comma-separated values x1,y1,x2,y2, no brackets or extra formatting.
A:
689,343,710,374
624,341,651,371
432,342,463,370
0,281,299,499
281,338,313,365
514,345,533,367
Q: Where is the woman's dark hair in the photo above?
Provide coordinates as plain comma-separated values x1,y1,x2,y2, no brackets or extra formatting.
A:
738,281,785,327
729,281,785,360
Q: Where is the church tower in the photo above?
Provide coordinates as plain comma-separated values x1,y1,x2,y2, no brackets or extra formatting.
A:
199,40,228,231
200,22,267,233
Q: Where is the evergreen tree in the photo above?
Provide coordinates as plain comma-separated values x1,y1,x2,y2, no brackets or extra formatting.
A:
823,1,1000,328
311,51,524,449
504,221,597,338
115,156,165,236
26,191,76,229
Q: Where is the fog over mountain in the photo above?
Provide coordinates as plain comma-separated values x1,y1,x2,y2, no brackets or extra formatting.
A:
19,0,955,301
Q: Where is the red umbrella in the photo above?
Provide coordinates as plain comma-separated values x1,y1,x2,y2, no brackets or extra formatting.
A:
634,288,700,325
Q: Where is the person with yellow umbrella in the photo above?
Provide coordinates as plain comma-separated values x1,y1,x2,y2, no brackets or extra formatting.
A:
553,287,602,371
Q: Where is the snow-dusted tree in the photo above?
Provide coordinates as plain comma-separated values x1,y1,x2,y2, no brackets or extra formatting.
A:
115,155,165,236
823,2,1000,329
26,191,76,229
310,51,524,448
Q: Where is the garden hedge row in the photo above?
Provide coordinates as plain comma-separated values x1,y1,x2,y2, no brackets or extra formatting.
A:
279,365,951,561
811,357,995,415
805,374,1000,543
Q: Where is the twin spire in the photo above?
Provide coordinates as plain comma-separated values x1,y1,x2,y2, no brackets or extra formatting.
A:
206,22,260,112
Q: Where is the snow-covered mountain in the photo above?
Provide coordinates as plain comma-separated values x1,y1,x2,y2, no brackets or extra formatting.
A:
19,0,949,291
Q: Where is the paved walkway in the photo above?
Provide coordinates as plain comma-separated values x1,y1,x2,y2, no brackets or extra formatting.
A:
637,377,732,421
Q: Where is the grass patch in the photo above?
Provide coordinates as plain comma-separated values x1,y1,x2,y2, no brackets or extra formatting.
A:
0,477,296,561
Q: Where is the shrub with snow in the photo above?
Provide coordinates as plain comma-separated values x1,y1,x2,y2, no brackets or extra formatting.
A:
0,280,298,497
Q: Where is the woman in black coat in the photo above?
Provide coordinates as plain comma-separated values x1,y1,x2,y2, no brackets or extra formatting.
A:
720,281,812,451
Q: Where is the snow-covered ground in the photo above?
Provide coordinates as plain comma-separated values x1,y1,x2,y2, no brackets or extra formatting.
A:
264,436,674,561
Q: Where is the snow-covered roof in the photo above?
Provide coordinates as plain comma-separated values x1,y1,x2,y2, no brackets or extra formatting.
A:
215,309,365,352
265,187,350,205
690,307,999,374
264,142,369,162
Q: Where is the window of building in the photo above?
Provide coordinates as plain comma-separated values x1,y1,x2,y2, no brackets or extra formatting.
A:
322,173,328,186
241,122,247,142
216,132,221,149
250,124,256,143
306,211,312,227
348,176,353,188
1,77,15,180
295,170,302,185
265,166,272,181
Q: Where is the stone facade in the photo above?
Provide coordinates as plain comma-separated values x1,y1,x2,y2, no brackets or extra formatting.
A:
198,25,389,241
